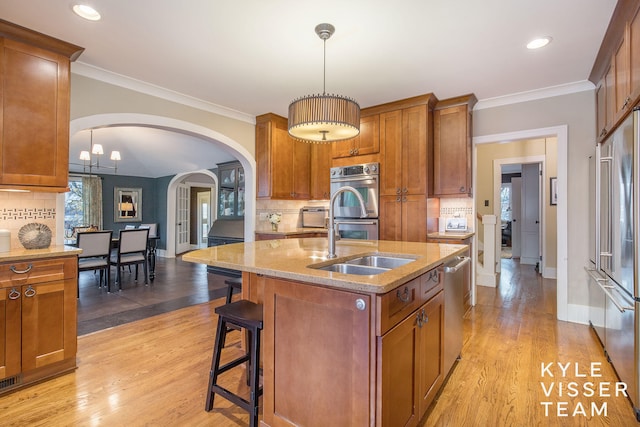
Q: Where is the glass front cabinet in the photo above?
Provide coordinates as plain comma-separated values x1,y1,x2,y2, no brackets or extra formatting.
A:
218,161,245,219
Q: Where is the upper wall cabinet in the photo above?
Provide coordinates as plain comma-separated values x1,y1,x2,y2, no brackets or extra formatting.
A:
592,1,640,141
256,113,311,200
0,20,83,192
331,115,380,159
431,95,477,198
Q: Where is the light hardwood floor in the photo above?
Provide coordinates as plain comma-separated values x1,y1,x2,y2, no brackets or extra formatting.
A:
0,259,636,426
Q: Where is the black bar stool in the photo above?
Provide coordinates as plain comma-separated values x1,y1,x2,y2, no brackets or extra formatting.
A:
224,277,242,304
205,299,263,427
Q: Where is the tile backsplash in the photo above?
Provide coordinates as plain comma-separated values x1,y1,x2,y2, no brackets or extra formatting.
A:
0,191,59,250
255,199,328,231
438,198,474,232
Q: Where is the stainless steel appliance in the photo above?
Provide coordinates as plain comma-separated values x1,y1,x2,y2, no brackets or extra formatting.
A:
301,206,328,228
588,108,640,421
330,163,379,219
443,253,471,374
330,163,379,240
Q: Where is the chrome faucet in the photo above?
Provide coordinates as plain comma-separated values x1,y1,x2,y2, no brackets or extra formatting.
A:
327,186,368,259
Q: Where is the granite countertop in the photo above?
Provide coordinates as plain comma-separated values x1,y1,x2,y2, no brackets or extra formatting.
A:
427,231,475,240
183,238,468,294
0,245,82,262
255,227,328,237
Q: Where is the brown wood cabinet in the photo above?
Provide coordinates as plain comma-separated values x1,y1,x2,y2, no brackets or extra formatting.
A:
379,101,434,242
0,256,78,394
0,20,83,192
256,113,311,200
262,276,372,426
431,95,477,197
592,1,640,141
310,143,332,199
331,114,380,159
251,263,447,426
378,273,444,426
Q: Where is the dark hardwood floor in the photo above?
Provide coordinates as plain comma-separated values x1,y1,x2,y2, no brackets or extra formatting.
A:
77,256,235,335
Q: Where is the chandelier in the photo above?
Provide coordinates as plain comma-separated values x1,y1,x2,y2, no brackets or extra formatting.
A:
77,129,121,174
288,23,360,143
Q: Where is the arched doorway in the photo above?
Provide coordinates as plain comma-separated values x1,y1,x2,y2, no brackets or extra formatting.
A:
69,113,256,259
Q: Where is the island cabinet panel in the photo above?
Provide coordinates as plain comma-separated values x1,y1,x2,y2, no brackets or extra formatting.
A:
262,276,372,427
376,271,444,425
0,256,77,394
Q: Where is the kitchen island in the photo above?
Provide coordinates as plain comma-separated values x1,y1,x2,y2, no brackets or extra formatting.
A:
184,238,468,427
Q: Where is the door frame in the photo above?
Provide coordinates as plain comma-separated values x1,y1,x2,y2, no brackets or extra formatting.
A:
494,157,545,273
474,125,567,321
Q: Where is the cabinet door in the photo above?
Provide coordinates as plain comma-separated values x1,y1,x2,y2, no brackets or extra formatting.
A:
332,114,380,159
310,143,332,199
0,287,21,379
379,195,403,241
0,39,70,189
271,128,295,199
291,136,311,199
417,290,445,417
262,277,371,427
629,4,640,104
378,308,420,427
613,35,630,121
433,105,470,196
402,105,428,196
21,279,77,372
402,194,427,243
379,110,403,196
596,78,607,139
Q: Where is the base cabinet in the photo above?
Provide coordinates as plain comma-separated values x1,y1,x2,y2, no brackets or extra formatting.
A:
0,256,77,394
262,276,372,426
255,263,447,426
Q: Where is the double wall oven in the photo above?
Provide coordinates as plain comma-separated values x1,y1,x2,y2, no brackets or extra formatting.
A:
330,162,379,240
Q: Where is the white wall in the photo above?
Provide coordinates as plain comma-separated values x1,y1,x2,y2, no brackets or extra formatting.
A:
473,89,596,323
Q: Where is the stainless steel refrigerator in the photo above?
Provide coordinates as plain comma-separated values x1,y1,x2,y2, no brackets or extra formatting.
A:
588,107,639,420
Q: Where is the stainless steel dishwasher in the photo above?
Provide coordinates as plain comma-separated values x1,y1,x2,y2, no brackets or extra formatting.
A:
443,254,471,374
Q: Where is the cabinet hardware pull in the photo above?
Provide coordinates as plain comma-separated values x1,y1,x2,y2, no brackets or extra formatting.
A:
355,298,366,311
396,196,402,202
416,311,423,328
396,188,401,194
402,188,407,193
10,264,33,274
24,286,36,298
459,186,465,192
397,287,410,303
421,309,429,324
402,196,407,202
8,288,20,300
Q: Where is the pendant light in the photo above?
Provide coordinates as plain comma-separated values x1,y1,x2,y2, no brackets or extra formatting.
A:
288,23,360,143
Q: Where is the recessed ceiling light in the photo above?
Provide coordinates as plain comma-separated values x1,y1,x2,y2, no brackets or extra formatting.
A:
73,4,101,21
527,37,552,50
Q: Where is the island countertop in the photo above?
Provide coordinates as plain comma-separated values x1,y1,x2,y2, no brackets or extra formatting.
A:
183,238,468,294
0,245,81,262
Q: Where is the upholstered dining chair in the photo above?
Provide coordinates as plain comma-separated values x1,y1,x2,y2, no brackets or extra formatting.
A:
138,223,158,238
110,228,149,291
77,230,113,296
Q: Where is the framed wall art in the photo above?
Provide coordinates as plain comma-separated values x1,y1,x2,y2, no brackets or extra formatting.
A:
114,187,142,222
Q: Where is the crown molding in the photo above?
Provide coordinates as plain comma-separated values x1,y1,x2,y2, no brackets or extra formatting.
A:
71,62,256,125
474,80,595,110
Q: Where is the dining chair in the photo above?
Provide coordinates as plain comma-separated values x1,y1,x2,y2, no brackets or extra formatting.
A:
110,228,149,291
139,223,158,238
77,230,113,296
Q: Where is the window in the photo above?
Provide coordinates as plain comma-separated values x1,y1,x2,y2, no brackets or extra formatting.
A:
500,183,512,222
64,176,85,239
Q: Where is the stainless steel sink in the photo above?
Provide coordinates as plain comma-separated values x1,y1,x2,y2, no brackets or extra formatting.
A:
309,254,416,275
345,255,415,269
314,263,390,275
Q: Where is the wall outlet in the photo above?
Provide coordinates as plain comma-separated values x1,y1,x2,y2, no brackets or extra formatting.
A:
259,212,268,221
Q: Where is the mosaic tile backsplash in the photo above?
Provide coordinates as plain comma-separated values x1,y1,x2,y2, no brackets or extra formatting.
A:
0,192,58,250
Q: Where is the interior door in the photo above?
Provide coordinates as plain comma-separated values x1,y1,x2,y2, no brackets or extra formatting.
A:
520,163,540,266
176,184,191,254
511,177,522,258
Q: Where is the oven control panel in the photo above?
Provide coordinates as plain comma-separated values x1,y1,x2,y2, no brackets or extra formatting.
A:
330,162,379,178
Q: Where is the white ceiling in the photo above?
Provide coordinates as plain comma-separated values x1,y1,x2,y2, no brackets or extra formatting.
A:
0,0,617,178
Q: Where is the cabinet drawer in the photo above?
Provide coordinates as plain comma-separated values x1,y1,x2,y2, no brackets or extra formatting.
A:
377,275,422,335
0,257,77,288
421,267,443,302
